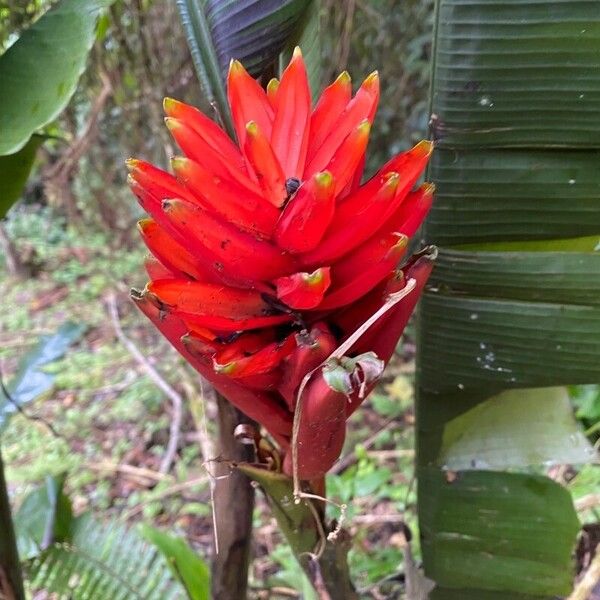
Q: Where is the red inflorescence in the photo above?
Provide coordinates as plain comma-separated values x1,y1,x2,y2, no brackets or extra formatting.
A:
128,48,435,479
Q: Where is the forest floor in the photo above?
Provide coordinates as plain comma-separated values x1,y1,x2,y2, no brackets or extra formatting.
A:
0,206,422,598
1,206,599,598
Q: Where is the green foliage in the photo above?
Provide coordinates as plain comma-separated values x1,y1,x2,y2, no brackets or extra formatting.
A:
14,474,73,560
0,321,86,432
0,135,42,218
8,473,212,599
568,463,600,524
438,387,594,470
26,515,184,599
323,0,434,171
571,385,600,436
140,525,210,600
420,469,581,597
237,464,318,556
268,544,317,600
175,0,317,138
0,0,114,156
280,0,322,98
418,0,600,596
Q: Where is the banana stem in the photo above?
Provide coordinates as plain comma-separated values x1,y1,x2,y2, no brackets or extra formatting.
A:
237,464,357,599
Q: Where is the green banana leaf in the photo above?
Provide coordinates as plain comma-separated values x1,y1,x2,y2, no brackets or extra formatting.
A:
0,0,114,216
0,0,114,156
417,0,600,597
175,0,319,137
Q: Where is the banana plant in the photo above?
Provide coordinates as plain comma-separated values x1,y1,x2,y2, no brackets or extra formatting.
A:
129,0,443,595
417,0,600,597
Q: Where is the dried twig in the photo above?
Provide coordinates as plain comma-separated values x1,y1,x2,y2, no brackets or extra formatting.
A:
351,514,406,525
178,370,221,554
567,543,600,600
107,294,183,475
43,71,113,222
575,493,600,513
121,475,208,521
85,460,171,484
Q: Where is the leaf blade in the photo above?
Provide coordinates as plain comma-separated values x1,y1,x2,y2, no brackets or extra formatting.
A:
0,0,113,156
438,387,595,470
419,469,580,596
0,322,86,432
140,526,210,600
0,135,43,218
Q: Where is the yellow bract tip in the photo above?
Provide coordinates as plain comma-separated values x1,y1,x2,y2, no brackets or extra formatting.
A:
314,170,333,188
164,117,180,131
304,268,325,285
137,218,152,232
414,139,434,156
125,158,140,171
267,78,279,93
362,71,379,92
337,71,351,86
170,156,188,171
163,97,180,115
393,234,409,250
292,46,303,58
229,59,244,75
384,172,400,187
357,119,371,135
245,120,259,135
215,361,236,375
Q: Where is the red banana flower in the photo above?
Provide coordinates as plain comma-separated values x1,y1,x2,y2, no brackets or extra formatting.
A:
129,48,435,479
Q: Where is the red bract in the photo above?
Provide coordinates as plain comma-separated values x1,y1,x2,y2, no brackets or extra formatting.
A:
129,48,435,479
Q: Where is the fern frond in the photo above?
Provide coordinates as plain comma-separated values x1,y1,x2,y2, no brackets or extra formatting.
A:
25,515,184,599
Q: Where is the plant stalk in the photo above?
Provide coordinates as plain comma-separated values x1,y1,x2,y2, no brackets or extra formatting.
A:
211,394,255,600
0,448,26,600
237,465,357,599
299,530,357,600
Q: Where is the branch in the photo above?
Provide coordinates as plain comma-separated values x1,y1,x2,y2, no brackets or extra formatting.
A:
567,543,600,600
106,294,183,475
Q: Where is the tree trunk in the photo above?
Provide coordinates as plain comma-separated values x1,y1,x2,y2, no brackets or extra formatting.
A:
0,449,26,600
0,221,28,279
211,395,255,600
